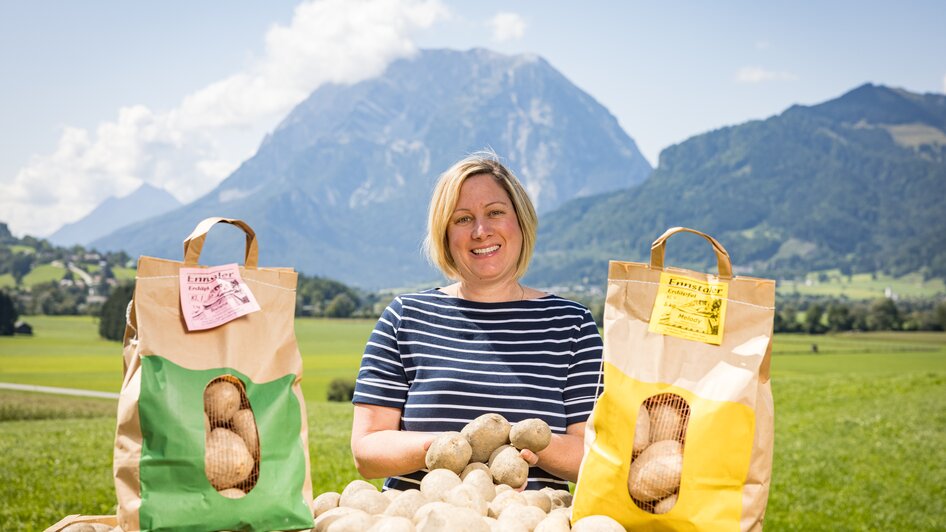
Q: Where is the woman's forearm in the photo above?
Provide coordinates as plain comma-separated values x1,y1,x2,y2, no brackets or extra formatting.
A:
351,428,435,479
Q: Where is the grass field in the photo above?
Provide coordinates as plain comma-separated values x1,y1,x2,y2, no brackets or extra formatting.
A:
777,270,946,299
1,317,945,530
0,315,375,402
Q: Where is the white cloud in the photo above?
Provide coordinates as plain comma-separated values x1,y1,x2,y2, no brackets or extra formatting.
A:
0,0,447,237
489,12,526,42
735,66,798,83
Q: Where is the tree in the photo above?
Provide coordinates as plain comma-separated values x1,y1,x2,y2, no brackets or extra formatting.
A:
804,303,826,334
826,302,853,332
0,290,17,335
99,283,135,341
867,298,901,331
325,293,356,318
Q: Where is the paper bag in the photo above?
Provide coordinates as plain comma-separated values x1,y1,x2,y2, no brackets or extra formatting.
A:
573,227,775,531
113,217,313,532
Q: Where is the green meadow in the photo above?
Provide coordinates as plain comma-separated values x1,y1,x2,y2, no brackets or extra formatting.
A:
1,317,945,530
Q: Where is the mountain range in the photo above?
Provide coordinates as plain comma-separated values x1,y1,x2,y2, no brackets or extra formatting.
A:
529,83,946,287
53,49,944,290
87,48,651,288
48,183,180,247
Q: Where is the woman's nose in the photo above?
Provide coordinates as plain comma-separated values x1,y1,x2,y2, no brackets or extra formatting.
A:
472,218,492,239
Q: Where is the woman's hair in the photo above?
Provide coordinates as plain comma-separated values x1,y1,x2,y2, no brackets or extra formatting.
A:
424,151,538,281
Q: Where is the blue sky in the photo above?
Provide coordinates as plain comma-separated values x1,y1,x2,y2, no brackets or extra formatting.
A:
1,0,944,237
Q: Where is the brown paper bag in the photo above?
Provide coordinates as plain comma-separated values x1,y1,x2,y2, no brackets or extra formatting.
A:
113,217,313,531
573,227,775,531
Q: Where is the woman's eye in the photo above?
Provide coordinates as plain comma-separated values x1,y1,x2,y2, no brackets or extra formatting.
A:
489,210,504,217
455,215,472,224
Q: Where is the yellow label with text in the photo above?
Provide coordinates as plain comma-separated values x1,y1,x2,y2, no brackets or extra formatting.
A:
649,272,728,345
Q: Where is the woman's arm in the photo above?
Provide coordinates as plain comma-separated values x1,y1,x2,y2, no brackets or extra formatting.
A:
350,403,436,479
521,421,587,483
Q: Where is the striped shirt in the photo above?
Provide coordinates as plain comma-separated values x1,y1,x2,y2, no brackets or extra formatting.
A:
353,289,604,491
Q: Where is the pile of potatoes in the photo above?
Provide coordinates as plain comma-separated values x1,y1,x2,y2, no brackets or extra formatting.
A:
627,393,689,514
310,413,625,531
203,375,260,498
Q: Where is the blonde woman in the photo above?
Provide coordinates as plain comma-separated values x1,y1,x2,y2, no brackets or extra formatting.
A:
351,153,603,491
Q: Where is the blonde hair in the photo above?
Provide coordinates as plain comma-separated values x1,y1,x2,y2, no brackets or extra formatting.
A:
424,152,538,281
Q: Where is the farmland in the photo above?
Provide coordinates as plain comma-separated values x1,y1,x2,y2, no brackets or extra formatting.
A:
1,317,945,530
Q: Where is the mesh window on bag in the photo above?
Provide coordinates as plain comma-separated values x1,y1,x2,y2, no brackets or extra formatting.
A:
203,375,260,497
628,393,690,514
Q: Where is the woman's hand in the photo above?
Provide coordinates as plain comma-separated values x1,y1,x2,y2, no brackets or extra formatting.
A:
525,422,588,484
351,404,436,479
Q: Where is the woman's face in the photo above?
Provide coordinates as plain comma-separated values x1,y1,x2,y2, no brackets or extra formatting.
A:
447,173,522,286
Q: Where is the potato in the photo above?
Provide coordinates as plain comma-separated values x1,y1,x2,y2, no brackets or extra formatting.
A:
340,488,389,514
367,516,415,532
489,446,529,488
488,444,515,467
534,512,571,532
633,405,650,454
416,504,488,532
461,413,512,463
653,493,678,514
313,491,341,517
204,379,242,424
571,515,625,531
488,490,526,518
420,469,461,501
325,511,376,532
231,408,260,458
521,490,552,513
425,432,473,474
219,487,246,499
384,488,428,519
462,468,496,502
205,428,254,489
444,483,488,515
649,402,684,442
61,525,113,532
313,507,360,532
494,483,513,496
627,440,683,502
412,502,453,525
498,504,546,531
340,479,378,503
509,419,551,453
460,462,491,480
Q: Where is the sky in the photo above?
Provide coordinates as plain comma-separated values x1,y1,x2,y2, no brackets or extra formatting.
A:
1,0,944,238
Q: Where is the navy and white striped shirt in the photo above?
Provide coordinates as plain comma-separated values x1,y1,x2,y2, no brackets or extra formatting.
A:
353,289,604,491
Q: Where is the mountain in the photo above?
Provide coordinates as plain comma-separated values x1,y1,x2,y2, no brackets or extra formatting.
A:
528,84,946,287
48,183,181,247
90,48,652,288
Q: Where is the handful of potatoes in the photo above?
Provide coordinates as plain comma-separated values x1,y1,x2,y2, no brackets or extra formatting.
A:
627,393,689,514
203,375,260,496
425,414,552,489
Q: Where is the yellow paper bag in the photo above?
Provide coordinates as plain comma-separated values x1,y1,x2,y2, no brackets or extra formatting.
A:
573,227,775,531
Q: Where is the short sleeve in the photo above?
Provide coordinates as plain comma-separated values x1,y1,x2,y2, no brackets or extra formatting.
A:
352,297,410,408
563,308,604,426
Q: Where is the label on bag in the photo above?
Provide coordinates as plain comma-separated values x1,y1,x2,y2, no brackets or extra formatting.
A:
179,263,260,331
649,272,728,344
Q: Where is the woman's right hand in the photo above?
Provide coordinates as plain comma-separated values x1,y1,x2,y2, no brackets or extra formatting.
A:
351,404,435,479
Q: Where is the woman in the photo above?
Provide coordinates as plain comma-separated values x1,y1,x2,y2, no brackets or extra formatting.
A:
350,153,603,491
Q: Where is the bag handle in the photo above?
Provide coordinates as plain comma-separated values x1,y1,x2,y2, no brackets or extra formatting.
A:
182,217,259,269
649,226,733,279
